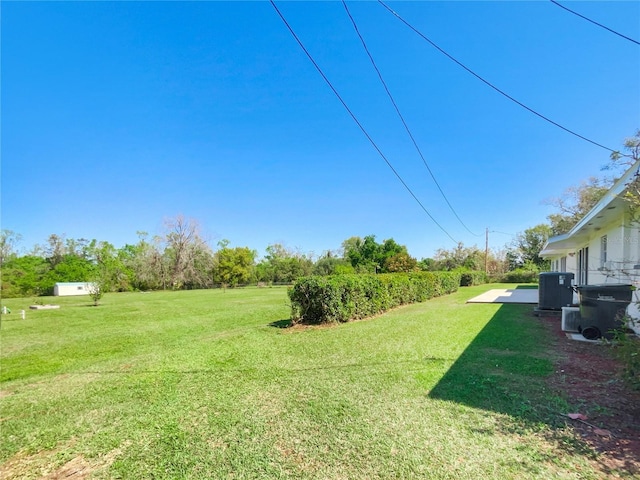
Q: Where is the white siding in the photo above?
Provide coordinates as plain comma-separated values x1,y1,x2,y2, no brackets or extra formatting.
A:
53,283,94,296
587,219,634,285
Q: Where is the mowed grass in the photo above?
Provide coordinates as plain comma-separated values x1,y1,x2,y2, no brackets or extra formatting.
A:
0,285,617,479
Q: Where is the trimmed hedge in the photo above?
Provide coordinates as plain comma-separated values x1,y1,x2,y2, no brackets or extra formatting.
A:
459,270,487,287
498,269,539,284
288,272,461,325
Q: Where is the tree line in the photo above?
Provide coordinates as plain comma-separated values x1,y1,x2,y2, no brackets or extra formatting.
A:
8,132,636,298
0,216,513,298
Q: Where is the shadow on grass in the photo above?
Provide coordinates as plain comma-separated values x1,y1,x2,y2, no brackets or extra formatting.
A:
429,304,554,417
428,303,598,458
268,319,293,329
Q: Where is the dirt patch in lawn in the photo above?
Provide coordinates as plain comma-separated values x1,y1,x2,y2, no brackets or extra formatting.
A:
0,441,130,480
540,314,640,475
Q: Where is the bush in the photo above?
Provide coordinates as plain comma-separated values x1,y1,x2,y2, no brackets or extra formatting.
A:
611,321,640,390
288,272,461,325
499,269,539,284
458,270,487,287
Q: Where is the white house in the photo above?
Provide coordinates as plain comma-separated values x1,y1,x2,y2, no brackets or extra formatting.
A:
540,159,640,331
53,282,96,296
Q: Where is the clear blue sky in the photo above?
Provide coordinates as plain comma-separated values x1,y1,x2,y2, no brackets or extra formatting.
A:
2,1,639,260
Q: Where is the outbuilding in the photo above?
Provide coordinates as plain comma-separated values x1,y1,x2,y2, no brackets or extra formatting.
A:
53,282,95,296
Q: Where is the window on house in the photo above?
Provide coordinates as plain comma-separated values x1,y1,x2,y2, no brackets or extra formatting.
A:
601,235,608,268
560,256,567,272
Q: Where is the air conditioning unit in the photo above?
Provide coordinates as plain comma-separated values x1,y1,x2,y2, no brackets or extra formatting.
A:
539,272,575,310
561,306,581,332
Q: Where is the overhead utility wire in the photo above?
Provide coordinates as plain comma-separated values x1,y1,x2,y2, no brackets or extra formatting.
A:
491,230,515,237
550,0,640,46
269,0,458,244
378,0,621,156
342,1,481,237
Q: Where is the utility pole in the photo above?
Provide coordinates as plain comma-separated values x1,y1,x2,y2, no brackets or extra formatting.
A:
485,227,489,274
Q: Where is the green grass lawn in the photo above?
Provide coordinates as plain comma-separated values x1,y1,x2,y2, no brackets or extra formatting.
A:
0,285,620,479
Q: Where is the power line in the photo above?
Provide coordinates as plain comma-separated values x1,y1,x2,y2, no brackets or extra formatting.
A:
377,0,623,156
491,230,516,237
550,0,640,46
342,1,481,237
269,0,459,244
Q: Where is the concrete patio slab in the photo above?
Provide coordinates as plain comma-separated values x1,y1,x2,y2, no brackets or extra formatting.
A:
467,288,538,304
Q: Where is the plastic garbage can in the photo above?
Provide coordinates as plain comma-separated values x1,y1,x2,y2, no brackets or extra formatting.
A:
576,284,634,340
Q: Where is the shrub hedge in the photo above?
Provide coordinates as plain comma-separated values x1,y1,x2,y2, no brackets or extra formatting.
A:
499,269,540,284
459,270,487,287
288,272,461,325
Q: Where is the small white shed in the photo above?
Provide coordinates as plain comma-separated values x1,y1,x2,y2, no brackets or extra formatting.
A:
54,282,95,296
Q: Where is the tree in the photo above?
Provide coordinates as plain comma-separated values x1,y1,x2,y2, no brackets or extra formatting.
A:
162,215,212,289
417,257,437,271
313,256,354,276
384,252,418,273
118,232,167,291
87,279,105,306
342,236,377,273
432,243,483,271
256,243,313,283
609,129,640,170
342,235,414,273
486,247,510,276
44,234,67,267
87,240,135,292
0,230,22,266
213,242,256,287
612,130,640,224
508,224,552,270
0,255,50,297
545,177,610,235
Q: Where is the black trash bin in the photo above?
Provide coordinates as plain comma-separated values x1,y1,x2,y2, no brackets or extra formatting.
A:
576,284,634,340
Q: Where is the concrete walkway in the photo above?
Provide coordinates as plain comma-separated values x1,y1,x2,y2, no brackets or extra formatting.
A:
467,288,538,304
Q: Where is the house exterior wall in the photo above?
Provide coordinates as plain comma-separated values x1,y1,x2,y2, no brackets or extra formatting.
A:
53,282,94,296
544,216,640,332
541,160,640,333
550,254,577,276
585,217,640,285
546,217,640,284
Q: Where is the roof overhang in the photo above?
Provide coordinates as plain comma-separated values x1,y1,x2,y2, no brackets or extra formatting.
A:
540,160,640,258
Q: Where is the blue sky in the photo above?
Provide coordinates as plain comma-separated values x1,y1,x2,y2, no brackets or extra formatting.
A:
2,1,639,260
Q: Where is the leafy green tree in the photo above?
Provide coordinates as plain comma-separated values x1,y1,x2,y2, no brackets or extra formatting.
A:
417,257,437,271
0,255,50,297
88,240,134,292
508,224,552,270
342,235,414,273
433,243,483,271
256,243,313,283
41,254,96,294
313,256,354,276
213,242,256,287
